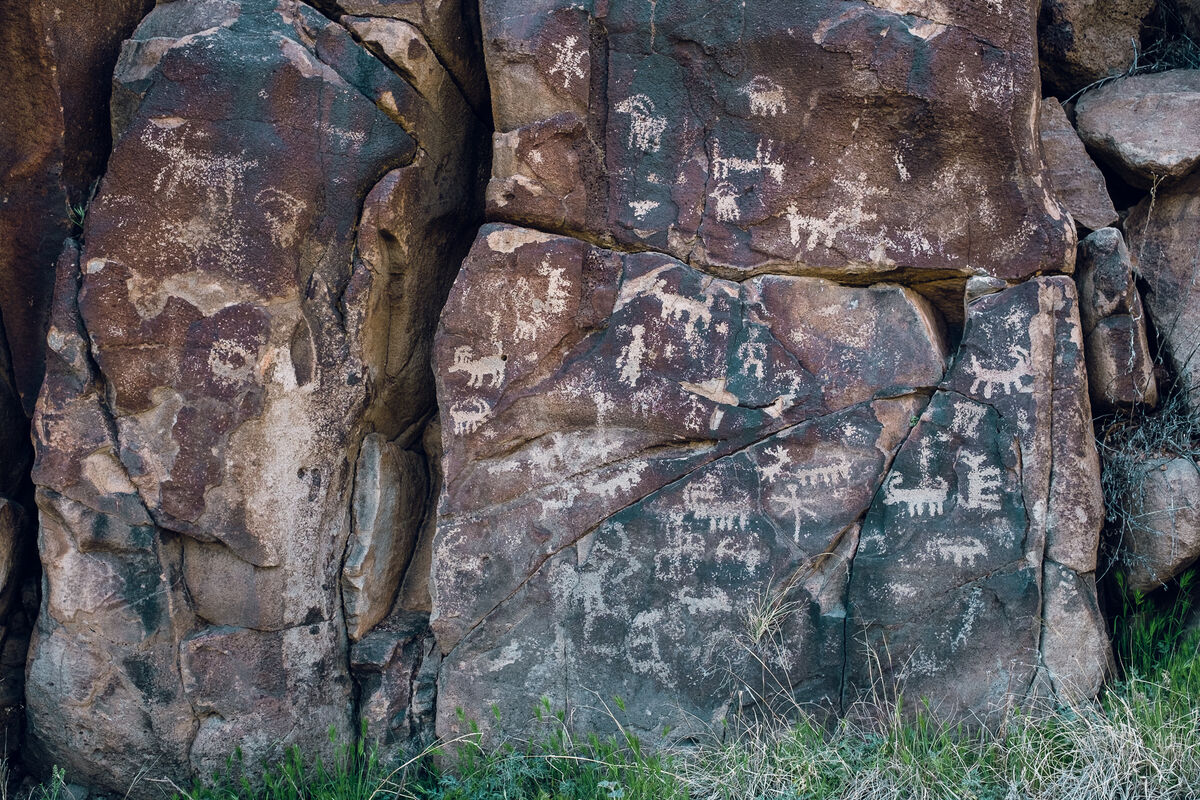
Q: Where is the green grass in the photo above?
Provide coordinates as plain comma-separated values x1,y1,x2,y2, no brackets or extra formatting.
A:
12,574,1200,800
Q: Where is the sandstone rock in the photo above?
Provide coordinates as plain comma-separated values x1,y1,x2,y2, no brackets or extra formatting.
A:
1126,172,1200,408
1076,228,1157,409
846,277,1108,715
479,0,1074,284
1038,97,1118,232
1075,70,1200,188
0,0,154,412
27,0,478,790
1119,456,1200,592
1037,0,1154,96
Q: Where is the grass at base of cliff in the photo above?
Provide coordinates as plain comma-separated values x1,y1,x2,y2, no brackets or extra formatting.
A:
16,584,1200,800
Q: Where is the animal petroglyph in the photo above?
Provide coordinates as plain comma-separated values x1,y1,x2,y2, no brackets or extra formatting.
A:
504,258,573,342
142,125,258,209
959,451,1003,511
254,188,307,249
968,345,1032,398
615,94,667,153
791,457,853,488
760,445,791,482
683,473,749,532
548,35,586,90
884,472,949,517
741,76,788,116
711,139,785,184
449,345,506,388
926,536,989,568
617,324,648,387
449,397,492,434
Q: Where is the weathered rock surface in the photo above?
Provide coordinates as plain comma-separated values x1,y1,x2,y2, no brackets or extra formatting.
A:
480,0,1074,286
1119,457,1200,592
1075,70,1200,188
431,226,1107,739
27,0,479,790
847,277,1109,710
1038,97,1118,232
1076,228,1157,409
1126,172,1200,407
1037,0,1154,97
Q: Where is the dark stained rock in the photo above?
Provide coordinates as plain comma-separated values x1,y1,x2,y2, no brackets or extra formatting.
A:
0,0,154,413
1038,97,1118,232
480,0,1075,286
1076,228,1157,409
846,277,1109,713
26,0,479,789
1037,0,1154,97
1125,172,1200,409
1075,70,1200,188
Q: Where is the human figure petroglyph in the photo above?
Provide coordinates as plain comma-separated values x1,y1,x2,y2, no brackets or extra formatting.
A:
617,324,648,387
737,335,768,379
711,181,741,222
449,345,506,388
548,35,585,90
711,139,785,184
883,472,949,517
449,397,492,434
741,75,788,116
959,451,1003,511
968,344,1032,398
615,94,667,153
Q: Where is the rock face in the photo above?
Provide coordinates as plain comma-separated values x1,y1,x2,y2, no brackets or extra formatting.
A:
1037,0,1154,97
429,0,1106,743
26,0,479,791
1076,228,1157,410
1118,456,1200,593
1038,97,1118,232
1126,173,1200,408
481,0,1073,286
1075,70,1200,188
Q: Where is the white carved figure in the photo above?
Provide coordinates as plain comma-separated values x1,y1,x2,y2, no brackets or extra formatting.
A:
883,472,949,517
968,344,1033,398
791,456,853,487
711,139,785,184
959,451,1003,511
741,75,788,116
617,324,648,387
548,35,586,90
449,397,492,434
684,473,749,532
615,94,667,153
449,345,506,388
771,482,816,542
711,181,741,222
737,335,768,379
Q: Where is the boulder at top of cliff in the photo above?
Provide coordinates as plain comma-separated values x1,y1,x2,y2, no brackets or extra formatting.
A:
1076,70,1200,188
1038,0,1154,96
480,0,1074,283
1076,228,1157,409
1039,97,1119,232
1119,456,1200,592
1126,172,1200,409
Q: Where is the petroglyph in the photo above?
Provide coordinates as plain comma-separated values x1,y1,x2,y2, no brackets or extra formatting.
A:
783,173,884,252
968,345,1032,398
760,445,790,482
142,125,258,209
683,473,750,532
615,95,667,153
770,482,818,542
883,472,949,517
255,188,307,249
737,333,768,379
711,182,741,222
741,76,788,116
925,536,988,567
711,139,785,184
449,397,492,434
617,324,648,387
629,200,661,219
548,35,585,90
449,345,507,388
959,451,1002,511
504,258,572,342
791,457,853,488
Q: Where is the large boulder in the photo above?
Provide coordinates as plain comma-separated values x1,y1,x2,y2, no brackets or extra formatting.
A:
1118,456,1200,593
480,0,1074,286
1126,172,1200,409
1038,97,1118,232
26,0,479,790
1075,228,1157,409
1075,70,1200,188
1037,0,1154,97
